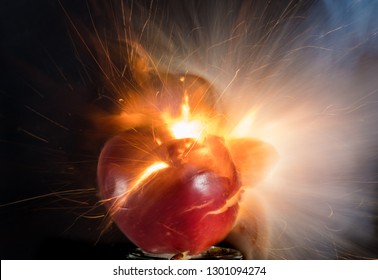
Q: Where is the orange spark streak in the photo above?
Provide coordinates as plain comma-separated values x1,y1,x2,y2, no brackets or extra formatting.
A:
132,161,169,190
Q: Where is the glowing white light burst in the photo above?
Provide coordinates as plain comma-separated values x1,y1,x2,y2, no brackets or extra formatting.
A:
169,94,206,140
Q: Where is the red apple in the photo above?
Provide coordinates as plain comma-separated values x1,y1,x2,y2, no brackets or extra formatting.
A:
97,127,241,255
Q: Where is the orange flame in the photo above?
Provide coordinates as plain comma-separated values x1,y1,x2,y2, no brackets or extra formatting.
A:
169,94,206,140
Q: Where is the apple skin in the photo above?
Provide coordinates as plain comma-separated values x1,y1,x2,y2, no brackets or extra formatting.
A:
97,127,241,255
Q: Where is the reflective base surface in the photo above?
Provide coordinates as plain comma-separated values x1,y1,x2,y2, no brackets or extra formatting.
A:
126,246,243,260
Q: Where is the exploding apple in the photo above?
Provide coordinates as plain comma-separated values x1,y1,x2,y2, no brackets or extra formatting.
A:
97,126,241,255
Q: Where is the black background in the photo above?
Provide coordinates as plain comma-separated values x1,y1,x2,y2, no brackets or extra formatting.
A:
0,0,137,259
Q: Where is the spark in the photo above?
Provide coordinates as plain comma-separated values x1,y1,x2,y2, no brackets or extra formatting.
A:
24,105,69,131
18,128,49,143
0,188,96,208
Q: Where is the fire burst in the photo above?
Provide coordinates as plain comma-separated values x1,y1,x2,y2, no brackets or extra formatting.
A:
79,0,378,259
82,0,377,259
2,0,377,259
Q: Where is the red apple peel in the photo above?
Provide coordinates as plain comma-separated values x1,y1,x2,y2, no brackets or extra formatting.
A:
97,128,241,255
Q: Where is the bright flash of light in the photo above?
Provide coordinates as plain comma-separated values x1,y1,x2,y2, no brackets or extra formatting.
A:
169,94,206,140
229,110,257,138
